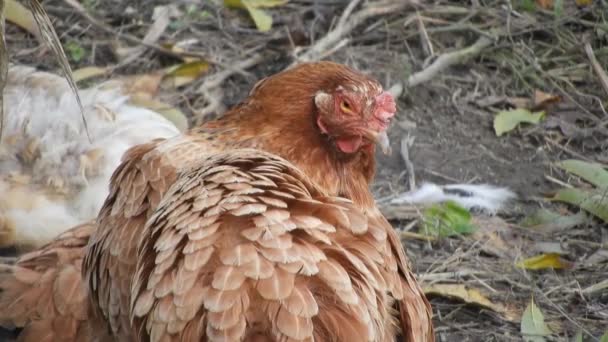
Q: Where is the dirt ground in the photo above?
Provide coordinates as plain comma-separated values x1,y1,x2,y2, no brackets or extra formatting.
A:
4,0,608,341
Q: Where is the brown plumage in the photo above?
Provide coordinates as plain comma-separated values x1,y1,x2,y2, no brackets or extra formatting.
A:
0,222,93,341
1,62,433,341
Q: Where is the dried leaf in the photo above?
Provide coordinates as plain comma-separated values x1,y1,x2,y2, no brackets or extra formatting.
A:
122,73,164,97
521,298,551,342
5,0,40,39
533,90,561,110
516,253,573,270
556,160,608,189
575,0,593,6
161,61,210,88
424,284,518,321
494,109,545,136
73,66,112,82
553,188,608,222
224,0,287,32
244,5,272,32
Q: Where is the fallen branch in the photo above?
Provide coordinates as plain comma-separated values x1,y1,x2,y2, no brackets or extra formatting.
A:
406,35,494,87
292,0,414,65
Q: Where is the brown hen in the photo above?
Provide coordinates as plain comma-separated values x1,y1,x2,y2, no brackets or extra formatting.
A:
1,62,433,341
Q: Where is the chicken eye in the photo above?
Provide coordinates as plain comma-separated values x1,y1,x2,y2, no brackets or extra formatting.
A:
340,100,352,113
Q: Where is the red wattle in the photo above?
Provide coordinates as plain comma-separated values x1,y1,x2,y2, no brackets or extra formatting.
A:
336,136,362,153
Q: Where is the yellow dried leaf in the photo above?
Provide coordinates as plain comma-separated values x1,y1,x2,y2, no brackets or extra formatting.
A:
575,0,593,6
162,61,210,89
516,253,573,270
73,66,112,82
423,284,518,321
224,0,287,32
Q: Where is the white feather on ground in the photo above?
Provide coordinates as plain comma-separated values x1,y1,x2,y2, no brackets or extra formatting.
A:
0,65,180,249
388,183,516,214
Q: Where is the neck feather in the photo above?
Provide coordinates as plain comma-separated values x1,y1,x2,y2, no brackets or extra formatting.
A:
202,100,378,209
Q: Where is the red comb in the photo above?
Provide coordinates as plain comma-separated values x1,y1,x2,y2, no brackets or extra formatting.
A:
374,91,396,121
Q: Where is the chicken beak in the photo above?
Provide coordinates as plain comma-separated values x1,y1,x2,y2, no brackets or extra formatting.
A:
361,129,392,155
377,131,392,155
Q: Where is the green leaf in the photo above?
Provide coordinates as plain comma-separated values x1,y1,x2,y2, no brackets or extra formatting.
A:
572,330,583,342
553,0,563,17
556,160,608,189
422,201,475,237
521,208,587,231
517,0,537,11
65,41,85,62
601,332,608,342
521,298,551,342
553,188,608,222
494,109,545,136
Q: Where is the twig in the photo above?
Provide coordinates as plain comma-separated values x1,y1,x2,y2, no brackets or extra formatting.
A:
416,11,433,57
293,0,412,65
406,35,494,87
400,135,416,191
582,279,608,295
418,269,487,282
584,42,608,98
544,174,573,189
379,202,420,221
401,230,434,241
194,53,265,123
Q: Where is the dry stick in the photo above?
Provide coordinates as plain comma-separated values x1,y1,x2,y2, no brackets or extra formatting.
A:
0,0,7,140
293,0,412,65
406,35,493,88
584,42,608,98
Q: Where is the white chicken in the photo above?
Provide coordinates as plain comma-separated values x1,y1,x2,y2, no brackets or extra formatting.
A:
0,65,180,249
